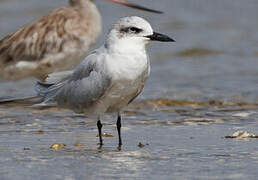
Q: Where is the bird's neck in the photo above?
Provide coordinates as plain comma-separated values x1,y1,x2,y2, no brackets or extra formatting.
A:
105,39,148,55
69,0,102,41
69,0,95,12
69,0,88,7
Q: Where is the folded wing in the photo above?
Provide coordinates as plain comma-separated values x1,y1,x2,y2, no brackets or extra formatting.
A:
35,51,112,112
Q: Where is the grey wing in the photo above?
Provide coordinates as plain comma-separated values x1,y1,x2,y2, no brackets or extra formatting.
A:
35,51,112,112
34,70,73,105
56,70,111,112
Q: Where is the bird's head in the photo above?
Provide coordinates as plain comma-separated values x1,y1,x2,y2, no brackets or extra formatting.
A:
106,16,175,53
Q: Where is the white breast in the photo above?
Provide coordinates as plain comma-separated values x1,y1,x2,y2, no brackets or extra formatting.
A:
100,52,150,113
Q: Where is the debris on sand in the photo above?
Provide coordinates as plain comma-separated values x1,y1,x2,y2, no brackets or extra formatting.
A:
232,112,254,118
96,133,114,137
74,142,83,147
35,130,44,134
138,142,149,148
225,131,258,139
50,143,66,150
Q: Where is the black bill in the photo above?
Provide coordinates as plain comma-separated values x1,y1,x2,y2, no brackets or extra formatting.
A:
145,32,175,42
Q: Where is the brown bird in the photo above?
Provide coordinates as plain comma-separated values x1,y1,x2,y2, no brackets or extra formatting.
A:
0,0,162,81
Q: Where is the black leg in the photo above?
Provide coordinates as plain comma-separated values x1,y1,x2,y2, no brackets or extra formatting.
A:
97,119,103,145
117,114,122,146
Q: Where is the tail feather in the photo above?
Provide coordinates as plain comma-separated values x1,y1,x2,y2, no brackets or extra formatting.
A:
45,70,73,84
34,81,54,96
34,70,72,103
0,95,43,106
0,70,73,107
34,80,66,102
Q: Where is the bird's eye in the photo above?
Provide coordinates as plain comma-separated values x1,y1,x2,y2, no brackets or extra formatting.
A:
120,27,143,34
128,27,143,34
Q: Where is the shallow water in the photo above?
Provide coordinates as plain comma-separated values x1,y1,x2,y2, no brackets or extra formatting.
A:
0,0,258,179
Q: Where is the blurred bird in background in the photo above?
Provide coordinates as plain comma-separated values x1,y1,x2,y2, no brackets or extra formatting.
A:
0,0,162,81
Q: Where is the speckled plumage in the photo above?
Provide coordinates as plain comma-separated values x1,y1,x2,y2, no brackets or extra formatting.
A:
0,0,102,80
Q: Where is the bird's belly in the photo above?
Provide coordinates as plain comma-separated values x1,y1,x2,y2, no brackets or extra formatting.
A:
101,73,147,113
105,82,140,112
98,56,149,113
80,79,142,117
40,38,92,71
2,39,91,80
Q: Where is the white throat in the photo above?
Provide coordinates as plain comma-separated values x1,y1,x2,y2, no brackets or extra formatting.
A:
105,30,149,55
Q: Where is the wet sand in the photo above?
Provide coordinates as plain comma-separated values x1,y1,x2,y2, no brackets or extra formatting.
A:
0,0,258,179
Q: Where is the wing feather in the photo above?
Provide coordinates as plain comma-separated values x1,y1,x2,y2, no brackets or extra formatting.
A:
35,51,112,112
